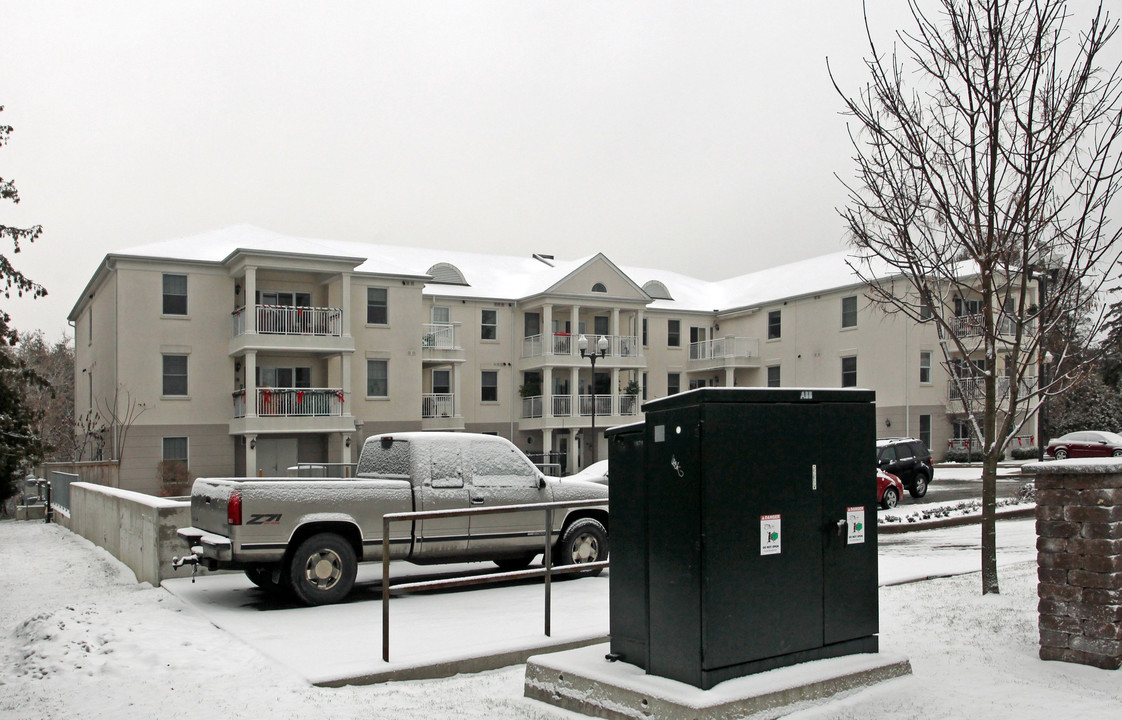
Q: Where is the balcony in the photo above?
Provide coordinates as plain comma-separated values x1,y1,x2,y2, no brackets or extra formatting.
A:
521,334,643,367
946,375,1037,404
229,305,354,355
230,387,354,436
422,323,465,364
950,313,1035,339
688,336,760,371
421,392,463,431
233,388,345,418
233,305,343,337
520,394,640,421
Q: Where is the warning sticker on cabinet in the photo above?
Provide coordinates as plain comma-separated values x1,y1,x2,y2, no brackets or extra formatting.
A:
760,514,781,555
847,507,865,545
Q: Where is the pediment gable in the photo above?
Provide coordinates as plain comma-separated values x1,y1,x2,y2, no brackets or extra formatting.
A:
542,254,650,303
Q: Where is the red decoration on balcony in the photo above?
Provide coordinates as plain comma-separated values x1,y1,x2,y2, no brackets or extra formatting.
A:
336,390,344,403
297,390,304,405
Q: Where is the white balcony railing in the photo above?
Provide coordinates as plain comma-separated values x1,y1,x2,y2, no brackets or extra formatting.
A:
231,305,343,337
951,313,1034,338
521,333,642,359
232,388,345,418
422,323,458,350
520,393,640,419
422,393,455,418
947,375,1036,402
689,336,759,362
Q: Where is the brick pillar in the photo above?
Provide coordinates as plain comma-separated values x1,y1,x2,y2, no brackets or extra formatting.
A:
1035,462,1122,670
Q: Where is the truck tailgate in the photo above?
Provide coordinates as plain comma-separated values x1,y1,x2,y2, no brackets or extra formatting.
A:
190,478,241,535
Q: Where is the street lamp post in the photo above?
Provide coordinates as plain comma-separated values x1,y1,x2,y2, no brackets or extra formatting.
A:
578,334,609,466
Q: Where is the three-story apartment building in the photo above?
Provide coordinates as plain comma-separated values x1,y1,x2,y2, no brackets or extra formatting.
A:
69,225,1038,495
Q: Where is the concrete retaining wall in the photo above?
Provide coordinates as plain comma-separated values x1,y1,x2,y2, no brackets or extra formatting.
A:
57,482,193,587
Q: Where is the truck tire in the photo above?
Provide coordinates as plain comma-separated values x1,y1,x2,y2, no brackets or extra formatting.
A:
245,565,288,594
554,518,608,576
287,533,357,606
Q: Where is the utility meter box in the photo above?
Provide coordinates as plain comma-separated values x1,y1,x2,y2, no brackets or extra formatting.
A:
606,422,648,669
618,387,879,690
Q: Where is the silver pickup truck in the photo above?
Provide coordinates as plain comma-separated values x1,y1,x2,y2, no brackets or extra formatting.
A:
174,432,609,605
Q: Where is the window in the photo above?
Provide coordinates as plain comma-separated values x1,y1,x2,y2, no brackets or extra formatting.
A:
642,318,648,346
920,351,933,384
257,366,311,388
642,371,648,400
668,320,681,348
162,354,188,396
920,303,933,321
767,365,781,387
163,274,187,315
591,282,607,293
366,360,388,397
481,309,497,340
667,372,680,395
768,310,781,340
841,356,857,387
841,296,857,328
919,415,932,450
366,287,388,324
594,316,609,336
469,440,537,488
524,312,540,338
481,370,498,402
162,436,188,464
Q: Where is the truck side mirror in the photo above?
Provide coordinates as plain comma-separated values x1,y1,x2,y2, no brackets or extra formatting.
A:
539,476,547,489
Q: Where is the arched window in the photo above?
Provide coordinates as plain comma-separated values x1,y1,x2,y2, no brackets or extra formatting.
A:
426,263,468,286
642,280,673,300
592,282,607,293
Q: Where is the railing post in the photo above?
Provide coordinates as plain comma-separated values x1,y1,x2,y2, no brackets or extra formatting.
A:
544,506,553,637
382,516,391,662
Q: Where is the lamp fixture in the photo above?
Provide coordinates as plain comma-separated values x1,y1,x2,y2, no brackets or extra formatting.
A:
249,438,256,450
345,436,352,448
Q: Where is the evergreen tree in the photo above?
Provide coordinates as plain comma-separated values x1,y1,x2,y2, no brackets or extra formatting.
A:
0,105,48,506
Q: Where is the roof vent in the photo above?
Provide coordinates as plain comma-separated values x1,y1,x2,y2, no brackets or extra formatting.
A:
532,253,555,267
643,280,673,300
426,263,468,286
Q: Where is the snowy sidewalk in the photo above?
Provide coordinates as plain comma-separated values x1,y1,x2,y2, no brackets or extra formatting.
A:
159,518,1039,687
4,518,1122,719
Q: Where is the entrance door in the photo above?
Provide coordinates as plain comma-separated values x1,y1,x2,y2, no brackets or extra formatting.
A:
256,437,298,476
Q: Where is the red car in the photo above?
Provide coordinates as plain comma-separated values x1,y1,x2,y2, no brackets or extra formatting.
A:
1045,431,1122,460
878,469,904,509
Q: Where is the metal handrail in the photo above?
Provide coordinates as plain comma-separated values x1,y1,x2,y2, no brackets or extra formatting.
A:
380,497,608,662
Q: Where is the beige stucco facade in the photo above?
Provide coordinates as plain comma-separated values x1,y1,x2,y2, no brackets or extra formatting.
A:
70,230,1038,495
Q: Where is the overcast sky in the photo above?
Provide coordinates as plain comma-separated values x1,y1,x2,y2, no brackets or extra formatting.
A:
1,1,1106,340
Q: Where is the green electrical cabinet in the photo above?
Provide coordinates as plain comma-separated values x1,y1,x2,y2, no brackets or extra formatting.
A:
629,387,878,690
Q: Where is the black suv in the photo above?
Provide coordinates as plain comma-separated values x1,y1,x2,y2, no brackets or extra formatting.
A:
876,438,934,498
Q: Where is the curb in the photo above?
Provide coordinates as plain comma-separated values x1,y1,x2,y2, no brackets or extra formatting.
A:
879,506,1035,534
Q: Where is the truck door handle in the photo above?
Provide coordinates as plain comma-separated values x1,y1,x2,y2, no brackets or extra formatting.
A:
471,497,485,505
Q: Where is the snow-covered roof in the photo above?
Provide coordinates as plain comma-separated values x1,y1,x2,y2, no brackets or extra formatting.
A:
107,224,880,314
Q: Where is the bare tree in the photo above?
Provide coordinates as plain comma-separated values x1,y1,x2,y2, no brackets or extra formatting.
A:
95,385,147,465
831,0,1122,594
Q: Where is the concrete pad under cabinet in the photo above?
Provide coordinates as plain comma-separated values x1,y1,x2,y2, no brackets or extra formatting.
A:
525,644,912,720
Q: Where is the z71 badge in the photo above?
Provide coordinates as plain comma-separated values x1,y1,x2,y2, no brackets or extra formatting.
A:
246,513,282,525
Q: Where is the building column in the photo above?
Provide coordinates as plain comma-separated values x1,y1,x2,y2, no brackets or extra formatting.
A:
543,366,553,419
453,362,463,418
245,350,258,418
341,353,352,416
246,434,258,478
571,305,580,342
725,367,735,387
542,304,553,354
340,432,352,467
612,367,621,416
245,266,257,334
542,428,554,474
567,428,579,474
340,272,352,338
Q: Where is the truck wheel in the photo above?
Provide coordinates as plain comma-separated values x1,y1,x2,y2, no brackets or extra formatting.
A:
555,518,608,576
245,565,288,594
287,533,357,606
909,472,929,499
494,554,537,571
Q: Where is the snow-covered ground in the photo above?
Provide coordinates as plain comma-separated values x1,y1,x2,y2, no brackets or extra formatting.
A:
2,517,1120,719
